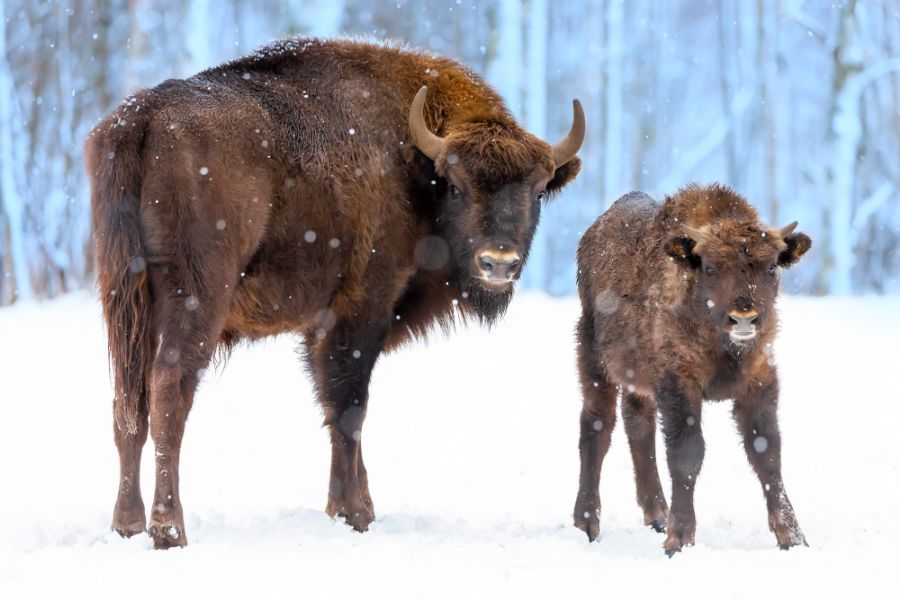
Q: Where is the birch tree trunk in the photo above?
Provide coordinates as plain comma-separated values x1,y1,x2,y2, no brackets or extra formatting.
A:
0,0,32,301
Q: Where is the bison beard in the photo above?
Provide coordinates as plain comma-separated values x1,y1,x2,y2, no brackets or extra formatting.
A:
464,279,515,324
87,37,583,549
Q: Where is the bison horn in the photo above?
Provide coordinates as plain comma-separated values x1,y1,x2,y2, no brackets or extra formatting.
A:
550,99,586,167
409,86,446,161
778,221,798,238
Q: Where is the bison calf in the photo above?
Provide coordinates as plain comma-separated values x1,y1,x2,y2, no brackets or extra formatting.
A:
573,184,811,555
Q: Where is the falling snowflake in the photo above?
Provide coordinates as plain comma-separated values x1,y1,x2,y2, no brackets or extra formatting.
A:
753,436,769,453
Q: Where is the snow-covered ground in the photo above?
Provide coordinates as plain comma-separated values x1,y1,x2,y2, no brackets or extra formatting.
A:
1,292,898,598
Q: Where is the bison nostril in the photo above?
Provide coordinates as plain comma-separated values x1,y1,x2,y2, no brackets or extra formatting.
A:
748,314,758,324
728,315,738,325
478,255,494,272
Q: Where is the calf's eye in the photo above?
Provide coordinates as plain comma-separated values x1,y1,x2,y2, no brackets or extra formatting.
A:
536,190,547,202
768,264,777,276
449,185,461,199
705,266,717,276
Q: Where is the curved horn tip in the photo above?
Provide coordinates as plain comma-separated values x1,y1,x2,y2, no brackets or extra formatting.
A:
550,98,586,167
779,221,799,237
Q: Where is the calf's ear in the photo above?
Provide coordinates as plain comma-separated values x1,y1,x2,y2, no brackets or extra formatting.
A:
546,157,581,198
777,232,812,267
664,236,700,268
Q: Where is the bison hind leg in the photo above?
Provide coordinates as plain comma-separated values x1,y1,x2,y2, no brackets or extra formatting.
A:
112,399,150,538
621,392,668,533
144,260,240,549
572,313,618,542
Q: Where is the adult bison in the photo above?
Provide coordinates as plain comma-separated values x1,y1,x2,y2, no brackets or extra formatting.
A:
86,38,584,549
573,184,811,555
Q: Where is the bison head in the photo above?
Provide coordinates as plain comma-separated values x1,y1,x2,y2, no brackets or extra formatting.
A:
408,86,583,319
665,219,811,348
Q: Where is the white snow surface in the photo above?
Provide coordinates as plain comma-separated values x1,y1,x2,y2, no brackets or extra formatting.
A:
1,292,898,598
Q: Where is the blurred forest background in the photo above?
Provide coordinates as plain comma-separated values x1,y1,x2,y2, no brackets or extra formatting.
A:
0,0,898,305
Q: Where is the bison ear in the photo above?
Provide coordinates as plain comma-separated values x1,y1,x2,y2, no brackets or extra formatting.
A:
546,157,581,198
664,236,700,268
777,232,812,268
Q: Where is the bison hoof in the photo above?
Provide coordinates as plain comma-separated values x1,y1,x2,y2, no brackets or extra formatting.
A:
643,505,668,534
662,515,695,556
771,515,807,550
112,522,146,539
574,508,600,542
778,533,808,550
648,519,667,534
112,510,146,539
148,523,187,549
339,510,375,533
112,501,146,538
326,496,376,532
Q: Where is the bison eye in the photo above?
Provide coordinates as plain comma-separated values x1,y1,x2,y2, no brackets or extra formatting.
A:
768,264,777,276
449,185,461,199
535,190,547,202
705,265,717,276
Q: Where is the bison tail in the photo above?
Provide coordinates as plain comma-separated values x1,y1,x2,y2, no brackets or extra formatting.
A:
86,108,154,435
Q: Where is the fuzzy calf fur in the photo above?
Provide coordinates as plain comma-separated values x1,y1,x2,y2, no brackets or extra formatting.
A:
573,184,811,555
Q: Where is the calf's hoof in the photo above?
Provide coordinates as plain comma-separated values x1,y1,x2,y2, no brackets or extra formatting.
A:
148,521,187,549
770,511,807,550
776,528,808,550
573,507,600,542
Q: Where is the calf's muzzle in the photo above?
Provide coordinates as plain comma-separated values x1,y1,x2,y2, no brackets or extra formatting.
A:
728,308,759,341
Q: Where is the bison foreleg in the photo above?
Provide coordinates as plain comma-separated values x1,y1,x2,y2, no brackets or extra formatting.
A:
657,373,705,556
733,376,807,549
311,315,389,532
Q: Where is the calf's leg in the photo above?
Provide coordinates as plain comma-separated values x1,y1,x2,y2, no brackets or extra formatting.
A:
733,377,806,549
622,392,668,532
656,373,705,556
572,314,617,541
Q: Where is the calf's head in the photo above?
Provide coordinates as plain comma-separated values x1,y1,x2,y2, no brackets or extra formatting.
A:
665,220,811,347
408,86,583,316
